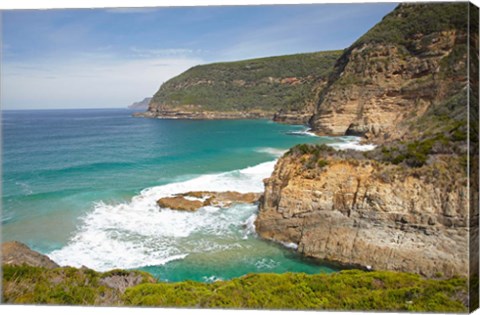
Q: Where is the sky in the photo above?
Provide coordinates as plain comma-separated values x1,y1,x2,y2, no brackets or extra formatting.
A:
2,3,398,109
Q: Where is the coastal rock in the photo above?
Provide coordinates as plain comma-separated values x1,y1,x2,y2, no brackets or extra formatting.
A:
157,191,262,211
255,149,468,278
157,195,204,211
2,241,59,269
310,3,468,143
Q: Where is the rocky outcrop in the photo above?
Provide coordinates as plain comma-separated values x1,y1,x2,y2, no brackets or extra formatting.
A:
2,241,59,269
310,3,468,142
158,191,262,211
255,147,468,278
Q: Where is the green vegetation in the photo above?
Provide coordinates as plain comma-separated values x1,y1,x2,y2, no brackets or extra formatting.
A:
287,144,369,170
377,106,468,169
2,265,154,305
151,51,342,112
123,270,467,312
2,265,467,311
353,3,468,49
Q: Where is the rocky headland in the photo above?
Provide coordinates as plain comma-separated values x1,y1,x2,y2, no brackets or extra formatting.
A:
136,51,341,124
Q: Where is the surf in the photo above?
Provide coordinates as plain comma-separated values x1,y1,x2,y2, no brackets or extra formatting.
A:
48,161,276,271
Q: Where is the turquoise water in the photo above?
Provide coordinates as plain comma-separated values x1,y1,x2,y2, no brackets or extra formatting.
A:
2,108,342,282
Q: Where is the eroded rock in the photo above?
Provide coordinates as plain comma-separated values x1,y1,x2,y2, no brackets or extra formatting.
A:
255,152,468,278
157,191,262,211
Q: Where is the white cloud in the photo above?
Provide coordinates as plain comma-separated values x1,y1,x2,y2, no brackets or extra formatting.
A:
2,53,204,109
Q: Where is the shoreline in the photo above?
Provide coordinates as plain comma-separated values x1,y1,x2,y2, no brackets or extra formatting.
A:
133,109,313,126
43,134,376,275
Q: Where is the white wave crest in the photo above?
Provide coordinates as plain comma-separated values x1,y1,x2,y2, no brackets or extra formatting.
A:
48,161,276,271
327,136,376,151
280,242,299,250
286,129,318,137
242,213,258,240
255,147,287,157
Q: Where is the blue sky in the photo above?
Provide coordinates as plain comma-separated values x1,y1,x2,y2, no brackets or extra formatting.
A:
2,3,397,109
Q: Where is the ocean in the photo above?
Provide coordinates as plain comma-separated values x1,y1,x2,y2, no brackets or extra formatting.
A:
2,108,367,282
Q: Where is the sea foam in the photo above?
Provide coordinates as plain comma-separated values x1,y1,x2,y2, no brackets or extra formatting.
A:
327,136,376,151
48,135,375,271
255,147,288,157
48,161,276,271
286,129,318,137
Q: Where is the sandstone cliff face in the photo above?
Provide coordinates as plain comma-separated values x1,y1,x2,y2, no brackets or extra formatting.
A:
255,3,474,279
310,3,468,141
255,148,468,277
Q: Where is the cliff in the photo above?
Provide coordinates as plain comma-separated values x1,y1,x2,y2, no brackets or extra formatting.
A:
141,51,341,124
255,144,468,278
255,2,477,280
310,3,469,142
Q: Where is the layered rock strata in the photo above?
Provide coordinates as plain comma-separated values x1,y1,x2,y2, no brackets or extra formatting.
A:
255,148,468,278
310,3,468,142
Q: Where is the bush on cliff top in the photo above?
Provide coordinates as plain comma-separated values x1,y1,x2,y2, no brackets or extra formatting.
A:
353,3,468,48
3,265,467,311
2,265,154,305
123,270,467,312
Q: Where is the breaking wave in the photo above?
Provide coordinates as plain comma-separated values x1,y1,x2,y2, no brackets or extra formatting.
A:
48,161,275,271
